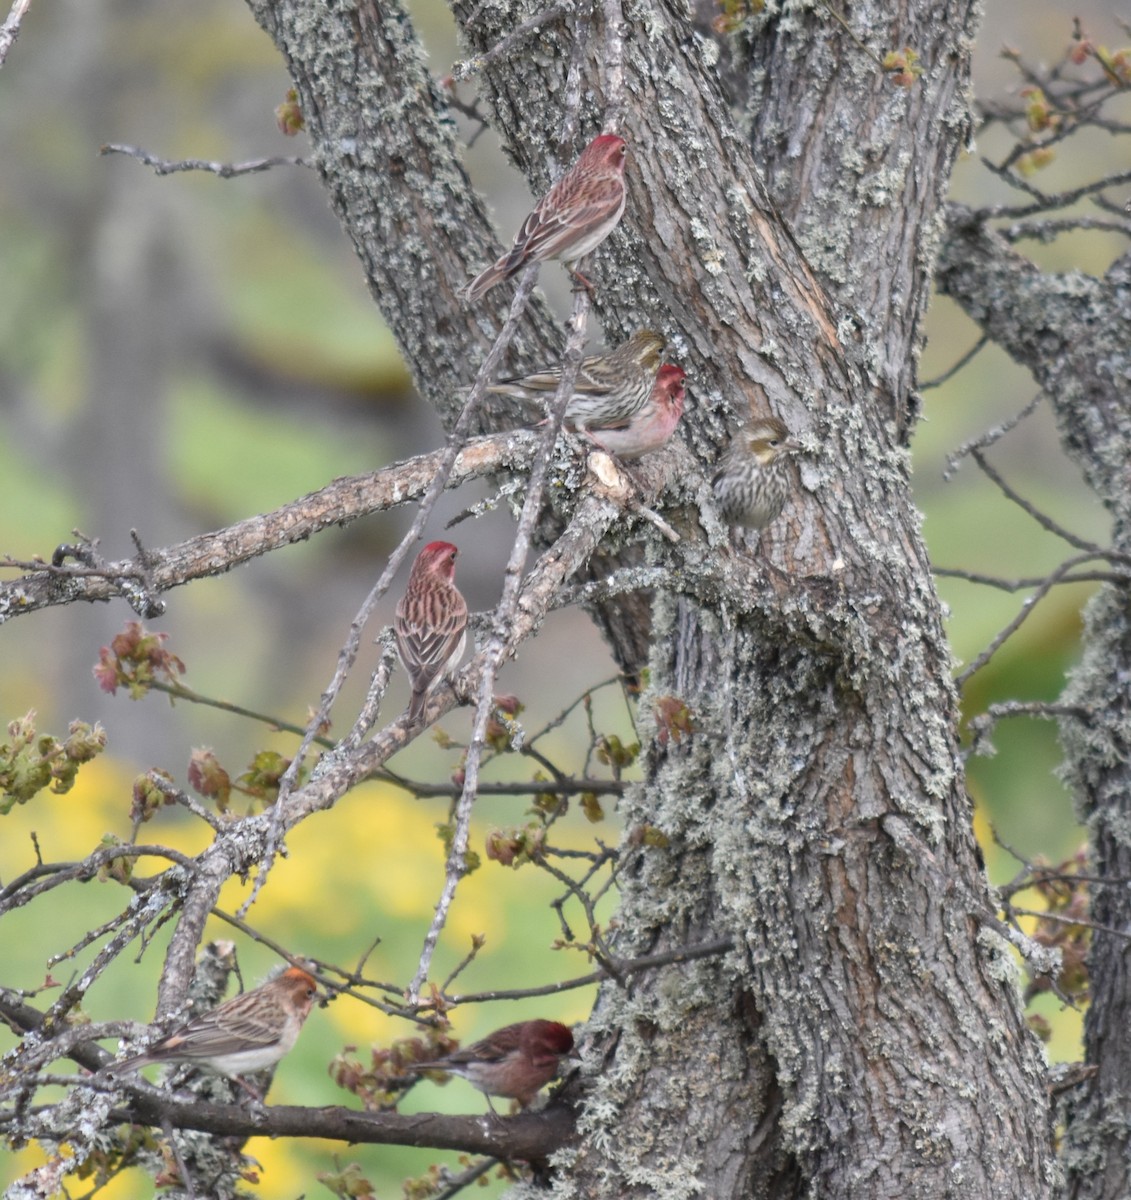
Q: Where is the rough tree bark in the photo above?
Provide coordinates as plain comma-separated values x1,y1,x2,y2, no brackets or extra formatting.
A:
238,1,1054,1197
937,218,1131,1200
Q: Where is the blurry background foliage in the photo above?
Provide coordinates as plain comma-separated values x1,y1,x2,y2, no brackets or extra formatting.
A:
0,0,1120,1193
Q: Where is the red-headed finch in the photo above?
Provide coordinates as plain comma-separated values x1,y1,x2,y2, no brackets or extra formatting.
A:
712,416,801,530
585,363,686,460
464,133,627,301
407,1019,576,1112
488,329,664,431
110,966,318,1095
394,541,469,725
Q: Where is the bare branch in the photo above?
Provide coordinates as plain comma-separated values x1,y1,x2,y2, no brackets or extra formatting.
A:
0,0,32,69
254,262,546,912
408,282,594,1002
969,447,1105,554
920,334,988,391
444,937,734,1004
450,2,574,81
974,166,1131,222
100,143,309,177
0,433,537,624
955,555,1093,688
942,393,1044,478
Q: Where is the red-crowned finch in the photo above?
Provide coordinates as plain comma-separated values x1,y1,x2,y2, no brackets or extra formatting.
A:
394,541,469,725
464,134,627,301
110,967,318,1095
583,363,686,460
712,416,801,530
408,1019,576,1111
488,329,664,431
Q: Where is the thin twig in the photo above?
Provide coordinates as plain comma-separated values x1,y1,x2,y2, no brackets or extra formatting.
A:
395,777,627,798
817,0,886,69
956,556,1089,687
920,334,989,390
966,700,1093,758
162,1118,197,1200
444,937,734,1004
1005,905,1123,940
450,2,572,81
147,680,334,750
1003,215,1131,244
101,143,309,177
341,636,398,752
441,937,487,994
432,1156,499,1200
970,447,1104,554
934,564,1126,591
973,165,1131,221
408,284,593,1002
0,0,32,69
250,272,543,916
943,392,1044,479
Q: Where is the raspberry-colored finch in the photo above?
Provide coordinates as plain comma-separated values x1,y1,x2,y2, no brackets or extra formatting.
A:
585,363,686,459
712,416,801,530
464,133,627,301
488,329,664,431
408,1019,576,1111
110,966,318,1094
394,541,469,725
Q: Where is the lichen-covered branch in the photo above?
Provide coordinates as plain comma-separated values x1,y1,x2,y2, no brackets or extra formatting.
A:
0,433,536,624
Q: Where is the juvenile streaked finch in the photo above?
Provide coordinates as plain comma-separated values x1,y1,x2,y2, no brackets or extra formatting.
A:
464,133,627,301
394,541,469,725
488,330,664,431
584,363,686,460
406,1019,576,1111
109,966,318,1096
712,416,801,530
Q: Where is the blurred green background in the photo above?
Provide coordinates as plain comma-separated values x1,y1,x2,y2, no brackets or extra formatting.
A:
0,0,1121,1194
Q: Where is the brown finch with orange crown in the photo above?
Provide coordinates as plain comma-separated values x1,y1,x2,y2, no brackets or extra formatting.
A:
109,966,318,1097
464,134,627,301
395,541,469,725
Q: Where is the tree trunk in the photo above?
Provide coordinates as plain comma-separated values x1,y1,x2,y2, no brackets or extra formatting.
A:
938,217,1131,1200
244,0,1054,1194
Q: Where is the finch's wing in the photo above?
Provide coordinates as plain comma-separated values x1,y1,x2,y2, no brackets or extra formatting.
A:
167,992,286,1058
395,595,468,689
443,1022,525,1067
511,172,624,265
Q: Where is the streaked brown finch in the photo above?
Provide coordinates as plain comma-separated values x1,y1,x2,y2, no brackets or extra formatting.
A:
587,362,686,459
488,329,665,431
464,133,627,301
406,1019,576,1112
712,416,801,531
395,541,469,725
110,966,318,1096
